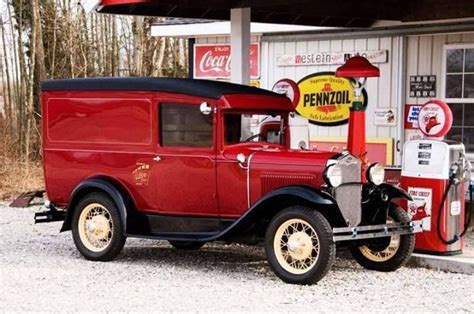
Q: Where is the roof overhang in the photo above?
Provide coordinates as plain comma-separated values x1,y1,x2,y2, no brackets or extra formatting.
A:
151,21,328,38
95,0,474,28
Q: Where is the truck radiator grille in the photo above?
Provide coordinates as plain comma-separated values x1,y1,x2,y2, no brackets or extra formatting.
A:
334,155,362,227
261,173,317,195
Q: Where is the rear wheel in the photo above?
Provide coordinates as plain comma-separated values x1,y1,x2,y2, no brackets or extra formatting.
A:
71,192,126,261
169,241,205,250
265,206,335,285
350,205,415,272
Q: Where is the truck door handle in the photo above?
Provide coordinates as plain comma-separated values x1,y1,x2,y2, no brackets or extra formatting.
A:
153,155,161,163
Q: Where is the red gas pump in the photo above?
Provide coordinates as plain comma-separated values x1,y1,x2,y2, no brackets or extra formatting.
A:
335,56,379,179
400,100,472,255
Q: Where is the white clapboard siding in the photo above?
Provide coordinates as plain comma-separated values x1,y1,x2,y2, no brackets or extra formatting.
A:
405,32,474,105
261,36,404,163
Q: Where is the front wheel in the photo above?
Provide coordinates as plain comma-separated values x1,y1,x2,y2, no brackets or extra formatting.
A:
350,205,415,272
265,206,335,285
71,192,126,261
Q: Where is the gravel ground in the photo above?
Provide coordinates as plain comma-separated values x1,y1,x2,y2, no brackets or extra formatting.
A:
0,203,472,312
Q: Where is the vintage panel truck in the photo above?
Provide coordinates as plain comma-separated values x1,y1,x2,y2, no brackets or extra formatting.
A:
38,77,424,284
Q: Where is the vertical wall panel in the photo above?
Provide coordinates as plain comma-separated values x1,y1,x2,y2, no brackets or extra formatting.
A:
376,37,393,138
406,36,419,105
260,41,269,89
431,34,446,98
418,35,433,75
366,37,380,137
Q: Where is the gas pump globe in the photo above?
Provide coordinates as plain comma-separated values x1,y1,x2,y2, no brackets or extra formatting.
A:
335,56,380,166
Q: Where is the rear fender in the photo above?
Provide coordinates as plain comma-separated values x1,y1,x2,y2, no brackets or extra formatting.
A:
61,178,128,233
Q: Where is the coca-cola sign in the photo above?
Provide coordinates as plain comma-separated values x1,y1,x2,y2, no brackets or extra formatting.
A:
194,43,260,79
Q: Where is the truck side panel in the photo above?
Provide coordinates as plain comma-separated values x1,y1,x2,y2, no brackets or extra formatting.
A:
42,91,157,211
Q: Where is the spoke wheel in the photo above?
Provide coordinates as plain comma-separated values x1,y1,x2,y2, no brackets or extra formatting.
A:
265,206,335,285
350,205,415,272
72,192,126,261
78,203,114,252
358,216,401,262
274,218,320,275
358,234,400,262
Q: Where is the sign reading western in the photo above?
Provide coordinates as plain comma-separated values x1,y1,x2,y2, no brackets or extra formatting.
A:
296,72,367,126
277,50,388,67
194,43,260,79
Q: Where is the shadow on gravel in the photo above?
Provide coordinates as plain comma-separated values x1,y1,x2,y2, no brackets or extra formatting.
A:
115,244,272,276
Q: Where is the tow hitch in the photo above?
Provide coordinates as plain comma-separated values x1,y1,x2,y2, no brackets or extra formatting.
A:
34,205,66,223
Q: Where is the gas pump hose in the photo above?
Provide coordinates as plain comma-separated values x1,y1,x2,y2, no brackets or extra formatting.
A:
436,177,472,245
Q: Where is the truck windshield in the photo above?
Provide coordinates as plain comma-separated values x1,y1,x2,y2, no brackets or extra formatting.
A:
224,113,285,145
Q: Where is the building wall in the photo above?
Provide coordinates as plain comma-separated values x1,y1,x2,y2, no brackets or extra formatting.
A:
260,36,404,164
196,35,261,44
194,30,474,164
405,32,474,105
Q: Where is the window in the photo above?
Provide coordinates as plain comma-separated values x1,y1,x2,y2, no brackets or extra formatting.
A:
224,113,284,145
443,45,474,152
160,103,213,147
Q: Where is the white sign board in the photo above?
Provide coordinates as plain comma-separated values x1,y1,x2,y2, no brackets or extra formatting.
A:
374,108,396,126
407,187,432,230
276,50,388,67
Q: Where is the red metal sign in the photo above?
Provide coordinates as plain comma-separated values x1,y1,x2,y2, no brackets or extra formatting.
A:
272,79,300,110
194,43,260,79
417,99,453,138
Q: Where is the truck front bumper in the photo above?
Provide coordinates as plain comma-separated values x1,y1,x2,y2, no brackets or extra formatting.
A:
332,217,429,242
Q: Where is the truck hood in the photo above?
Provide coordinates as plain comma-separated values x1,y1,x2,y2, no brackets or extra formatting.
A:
223,144,337,167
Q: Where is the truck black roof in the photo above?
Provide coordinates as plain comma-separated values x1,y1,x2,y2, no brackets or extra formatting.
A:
41,77,283,100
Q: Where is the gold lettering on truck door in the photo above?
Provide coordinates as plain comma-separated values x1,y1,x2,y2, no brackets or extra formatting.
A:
133,163,151,186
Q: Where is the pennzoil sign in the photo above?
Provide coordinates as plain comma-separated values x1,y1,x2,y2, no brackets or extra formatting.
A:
296,72,367,126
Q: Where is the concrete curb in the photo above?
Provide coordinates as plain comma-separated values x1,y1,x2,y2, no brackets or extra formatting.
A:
408,251,474,275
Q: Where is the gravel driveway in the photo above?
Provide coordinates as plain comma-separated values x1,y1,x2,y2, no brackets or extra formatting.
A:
0,203,472,312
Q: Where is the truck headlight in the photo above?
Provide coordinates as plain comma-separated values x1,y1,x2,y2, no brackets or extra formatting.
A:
324,164,343,187
367,163,385,185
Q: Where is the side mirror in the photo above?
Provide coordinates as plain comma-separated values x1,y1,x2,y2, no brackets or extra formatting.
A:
200,102,212,115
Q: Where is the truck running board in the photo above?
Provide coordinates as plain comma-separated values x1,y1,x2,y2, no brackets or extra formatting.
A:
332,218,428,242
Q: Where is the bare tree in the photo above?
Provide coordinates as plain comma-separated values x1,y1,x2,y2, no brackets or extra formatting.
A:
0,0,189,163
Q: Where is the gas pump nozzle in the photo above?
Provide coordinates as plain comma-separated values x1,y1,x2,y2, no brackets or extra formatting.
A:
449,163,460,185
461,152,472,182
449,154,472,185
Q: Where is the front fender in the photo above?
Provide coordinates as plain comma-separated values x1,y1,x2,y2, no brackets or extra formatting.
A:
60,178,128,233
212,185,339,241
378,183,413,201
258,185,336,206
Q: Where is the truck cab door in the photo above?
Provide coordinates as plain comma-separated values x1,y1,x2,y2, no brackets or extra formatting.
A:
152,98,218,217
